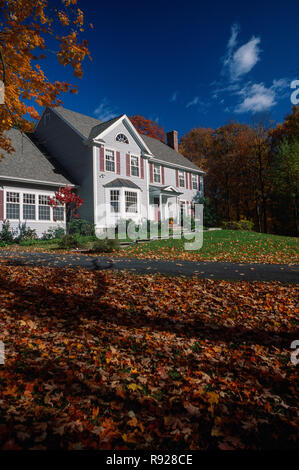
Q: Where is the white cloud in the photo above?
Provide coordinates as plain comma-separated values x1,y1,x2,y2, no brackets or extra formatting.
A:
170,91,178,102
94,98,118,121
235,79,289,113
222,24,261,81
186,96,200,108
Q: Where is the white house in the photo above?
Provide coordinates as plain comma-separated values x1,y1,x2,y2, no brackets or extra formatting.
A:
0,106,204,237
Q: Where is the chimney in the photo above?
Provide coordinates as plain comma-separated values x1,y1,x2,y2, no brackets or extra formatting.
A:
167,130,178,152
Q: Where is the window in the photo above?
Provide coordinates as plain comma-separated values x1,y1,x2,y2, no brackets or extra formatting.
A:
105,149,115,172
116,133,129,144
130,155,139,177
53,206,64,221
192,174,198,190
125,191,138,213
23,193,36,220
110,190,120,213
38,195,50,220
6,192,20,219
179,170,185,187
154,164,161,183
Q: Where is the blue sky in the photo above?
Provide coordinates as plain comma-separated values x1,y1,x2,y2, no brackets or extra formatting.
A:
44,0,299,137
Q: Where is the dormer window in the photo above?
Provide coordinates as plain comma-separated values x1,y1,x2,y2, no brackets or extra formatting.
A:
116,133,129,144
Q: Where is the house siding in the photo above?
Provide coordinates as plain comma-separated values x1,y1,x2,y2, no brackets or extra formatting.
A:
34,109,94,224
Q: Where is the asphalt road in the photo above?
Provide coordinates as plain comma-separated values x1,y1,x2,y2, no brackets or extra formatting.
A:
0,251,298,283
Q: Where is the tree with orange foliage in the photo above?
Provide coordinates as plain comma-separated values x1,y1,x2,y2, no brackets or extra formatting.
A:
129,115,166,142
270,105,299,148
179,127,213,171
0,0,91,157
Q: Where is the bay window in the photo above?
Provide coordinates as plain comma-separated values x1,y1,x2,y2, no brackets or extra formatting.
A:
110,190,120,213
125,191,138,213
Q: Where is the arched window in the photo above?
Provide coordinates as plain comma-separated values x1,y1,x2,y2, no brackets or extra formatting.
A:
116,133,129,144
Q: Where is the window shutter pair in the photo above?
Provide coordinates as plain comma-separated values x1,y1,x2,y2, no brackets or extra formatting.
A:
0,189,3,220
100,147,121,175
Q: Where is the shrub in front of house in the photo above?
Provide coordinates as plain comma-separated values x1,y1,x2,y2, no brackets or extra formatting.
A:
91,238,120,253
0,241,8,247
58,234,82,249
17,223,38,242
0,220,15,244
69,219,95,237
222,219,254,231
42,227,66,240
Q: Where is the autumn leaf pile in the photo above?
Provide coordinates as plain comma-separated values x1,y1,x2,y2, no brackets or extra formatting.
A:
0,265,298,450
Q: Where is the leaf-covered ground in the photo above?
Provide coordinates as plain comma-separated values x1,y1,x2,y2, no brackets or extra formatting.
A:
0,265,298,450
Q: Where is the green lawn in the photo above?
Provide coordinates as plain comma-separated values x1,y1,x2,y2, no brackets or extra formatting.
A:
0,230,298,264
117,230,299,264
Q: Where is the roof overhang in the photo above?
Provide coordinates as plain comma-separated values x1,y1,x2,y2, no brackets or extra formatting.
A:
149,184,183,196
0,175,75,187
148,157,205,174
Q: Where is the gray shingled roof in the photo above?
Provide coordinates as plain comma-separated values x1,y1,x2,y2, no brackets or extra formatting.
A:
0,128,73,185
103,178,141,190
53,106,104,139
141,134,201,171
49,107,203,172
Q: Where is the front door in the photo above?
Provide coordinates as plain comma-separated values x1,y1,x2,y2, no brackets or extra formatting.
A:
154,197,160,222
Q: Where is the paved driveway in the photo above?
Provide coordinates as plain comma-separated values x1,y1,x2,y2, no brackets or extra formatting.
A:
0,251,298,283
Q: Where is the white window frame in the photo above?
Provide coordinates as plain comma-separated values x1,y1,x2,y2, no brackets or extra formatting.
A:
105,148,116,173
115,133,129,144
179,170,185,188
23,193,36,220
110,189,120,214
192,174,198,190
125,190,138,214
154,164,161,183
130,155,140,177
3,188,66,223
6,192,20,220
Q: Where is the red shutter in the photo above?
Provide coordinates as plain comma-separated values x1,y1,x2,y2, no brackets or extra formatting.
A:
0,189,4,220
176,169,179,187
189,173,192,189
161,166,165,185
116,151,121,174
126,154,131,177
150,163,154,183
140,157,144,179
100,147,105,171
185,172,188,189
